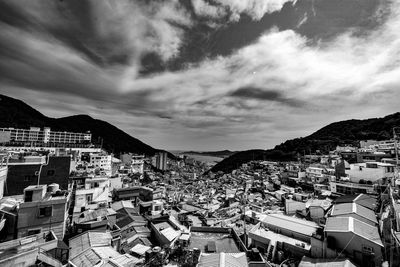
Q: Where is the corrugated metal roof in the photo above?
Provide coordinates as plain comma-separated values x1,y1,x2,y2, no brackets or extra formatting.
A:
70,248,102,267
299,256,356,267
262,213,319,237
69,231,112,258
198,252,248,267
113,254,143,266
330,203,377,225
325,216,383,247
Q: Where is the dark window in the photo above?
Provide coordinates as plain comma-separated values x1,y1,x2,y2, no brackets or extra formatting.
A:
25,191,33,202
47,170,55,176
38,206,52,217
27,229,41,236
24,175,32,182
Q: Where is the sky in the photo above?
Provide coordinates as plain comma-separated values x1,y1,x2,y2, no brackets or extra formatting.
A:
0,0,399,151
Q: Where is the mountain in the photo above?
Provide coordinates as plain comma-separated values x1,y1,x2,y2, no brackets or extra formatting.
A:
181,150,237,158
211,112,400,173
0,94,158,156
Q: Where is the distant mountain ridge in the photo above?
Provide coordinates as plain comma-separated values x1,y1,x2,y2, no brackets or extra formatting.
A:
211,112,400,173
0,94,158,156
181,150,236,158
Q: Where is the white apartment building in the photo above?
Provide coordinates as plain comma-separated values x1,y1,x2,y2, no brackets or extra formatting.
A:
0,127,91,144
73,176,110,216
89,153,112,175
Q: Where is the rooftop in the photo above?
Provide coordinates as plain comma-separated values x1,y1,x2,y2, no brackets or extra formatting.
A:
325,216,383,247
261,213,320,237
69,231,113,258
249,223,311,251
188,232,240,253
330,203,377,225
198,252,248,267
299,256,356,267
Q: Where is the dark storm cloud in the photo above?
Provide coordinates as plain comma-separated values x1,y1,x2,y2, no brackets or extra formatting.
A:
230,87,303,107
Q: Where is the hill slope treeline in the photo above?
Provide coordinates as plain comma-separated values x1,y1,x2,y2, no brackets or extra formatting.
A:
211,112,400,173
0,94,157,155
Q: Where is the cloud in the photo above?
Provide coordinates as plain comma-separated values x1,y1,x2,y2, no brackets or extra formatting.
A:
191,0,296,22
1,0,400,150
230,87,303,107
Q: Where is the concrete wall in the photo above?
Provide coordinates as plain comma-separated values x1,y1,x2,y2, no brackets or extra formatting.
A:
0,167,7,199
285,200,306,215
6,156,70,196
326,231,383,266
17,199,68,239
309,206,325,220
0,248,38,267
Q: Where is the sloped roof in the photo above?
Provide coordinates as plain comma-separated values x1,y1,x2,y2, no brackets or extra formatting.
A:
330,203,377,225
299,256,356,267
198,252,248,267
69,231,112,258
334,194,377,210
325,216,383,247
262,213,319,237
306,199,332,210
130,244,151,256
111,201,135,211
70,247,101,267
161,227,181,242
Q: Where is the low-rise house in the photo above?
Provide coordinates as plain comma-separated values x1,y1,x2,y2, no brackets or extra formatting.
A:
151,220,181,247
305,199,332,222
325,216,383,267
17,184,70,239
260,213,321,243
197,252,248,267
249,223,311,261
74,207,117,234
334,194,377,211
0,231,67,267
72,175,110,215
299,256,356,267
330,203,378,226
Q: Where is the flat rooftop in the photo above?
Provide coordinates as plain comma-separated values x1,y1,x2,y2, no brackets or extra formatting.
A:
188,232,240,253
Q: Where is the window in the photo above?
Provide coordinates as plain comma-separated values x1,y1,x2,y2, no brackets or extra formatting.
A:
38,206,52,217
27,229,41,236
25,191,33,202
362,245,374,254
24,175,32,182
47,170,55,176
